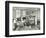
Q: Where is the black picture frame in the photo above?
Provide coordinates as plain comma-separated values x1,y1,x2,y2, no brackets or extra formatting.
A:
5,1,45,37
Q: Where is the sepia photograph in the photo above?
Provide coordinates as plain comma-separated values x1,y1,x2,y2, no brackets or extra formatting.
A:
5,1,45,37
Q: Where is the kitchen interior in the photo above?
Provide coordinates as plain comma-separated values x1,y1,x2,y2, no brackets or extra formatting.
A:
12,7,40,31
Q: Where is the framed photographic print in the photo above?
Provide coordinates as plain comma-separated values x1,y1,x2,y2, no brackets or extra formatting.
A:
5,1,45,37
